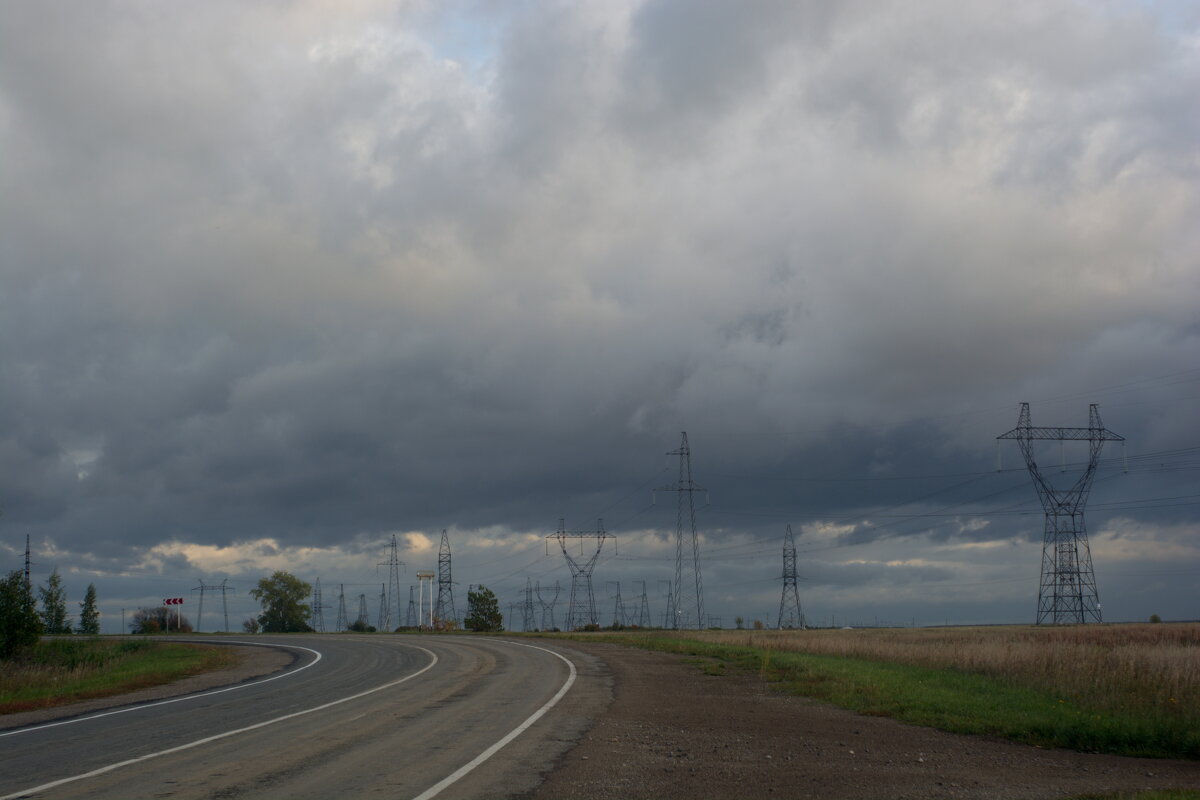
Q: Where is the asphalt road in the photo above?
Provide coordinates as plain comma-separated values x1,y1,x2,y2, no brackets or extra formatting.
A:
0,635,601,800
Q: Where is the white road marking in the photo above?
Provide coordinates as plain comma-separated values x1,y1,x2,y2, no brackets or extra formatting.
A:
411,640,578,800
0,640,321,739
0,646,439,800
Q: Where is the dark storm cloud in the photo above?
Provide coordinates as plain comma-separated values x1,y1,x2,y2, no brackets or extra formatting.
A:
1,1,1197,627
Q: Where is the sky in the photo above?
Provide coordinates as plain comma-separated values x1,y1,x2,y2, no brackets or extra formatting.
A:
1,0,1197,633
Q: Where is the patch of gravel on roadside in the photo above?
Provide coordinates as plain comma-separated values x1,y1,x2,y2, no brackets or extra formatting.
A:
521,642,1200,800
0,642,293,731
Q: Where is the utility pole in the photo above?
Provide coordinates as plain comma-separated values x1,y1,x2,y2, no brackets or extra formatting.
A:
435,529,457,628
998,403,1124,624
656,432,707,629
378,534,406,633
535,580,560,631
549,518,609,630
777,524,804,629
312,577,325,633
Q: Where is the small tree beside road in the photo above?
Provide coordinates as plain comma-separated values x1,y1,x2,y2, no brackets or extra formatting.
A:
250,571,313,633
0,570,42,658
464,585,503,632
39,568,71,634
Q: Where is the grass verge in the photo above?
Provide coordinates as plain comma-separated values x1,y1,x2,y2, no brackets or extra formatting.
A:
0,638,238,715
543,632,1200,759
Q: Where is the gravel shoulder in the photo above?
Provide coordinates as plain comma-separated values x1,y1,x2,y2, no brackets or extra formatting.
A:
0,641,293,731
523,641,1200,800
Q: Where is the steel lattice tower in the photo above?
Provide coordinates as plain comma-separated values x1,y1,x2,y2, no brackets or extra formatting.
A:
535,580,560,631
379,535,406,632
633,580,651,628
193,580,208,632
777,524,804,629
356,594,369,628
376,584,388,631
657,432,707,629
405,585,417,627
521,578,536,632
335,584,348,632
998,403,1124,624
312,577,325,632
608,581,626,627
550,518,608,630
435,529,458,627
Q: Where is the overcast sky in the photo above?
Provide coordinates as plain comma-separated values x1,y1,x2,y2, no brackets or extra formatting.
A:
2,1,1197,633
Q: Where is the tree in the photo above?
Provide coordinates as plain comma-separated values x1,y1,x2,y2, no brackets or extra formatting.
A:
131,606,192,633
1149,613,1163,623
250,571,312,633
464,585,503,632
242,617,260,634
39,568,71,634
0,570,42,658
77,583,100,635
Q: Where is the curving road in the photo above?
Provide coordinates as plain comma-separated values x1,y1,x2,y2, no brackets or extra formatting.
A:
0,635,600,800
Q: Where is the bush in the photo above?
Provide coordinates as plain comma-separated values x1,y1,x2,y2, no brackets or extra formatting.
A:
1150,614,1163,624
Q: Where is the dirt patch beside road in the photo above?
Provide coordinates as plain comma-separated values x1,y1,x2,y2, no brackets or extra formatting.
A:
524,641,1200,800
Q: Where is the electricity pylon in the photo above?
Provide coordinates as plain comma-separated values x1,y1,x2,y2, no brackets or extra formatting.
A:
335,584,348,632
777,524,804,629
656,432,707,629
405,585,417,627
312,577,325,632
998,403,1124,624
521,577,536,631
356,593,369,628
535,580,560,631
193,579,208,632
549,518,609,630
378,535,406,632
435,529,458,627
376,583,388,631
606,581,627,627
632,579,651,628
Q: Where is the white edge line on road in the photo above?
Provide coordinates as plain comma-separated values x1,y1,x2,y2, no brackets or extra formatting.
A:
0,640,322,739
410,640,578,800
0,646,439,800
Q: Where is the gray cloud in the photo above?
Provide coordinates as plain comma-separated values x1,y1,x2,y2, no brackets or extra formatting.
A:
1,0,1196,629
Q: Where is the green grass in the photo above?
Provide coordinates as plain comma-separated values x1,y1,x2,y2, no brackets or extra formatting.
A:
0,638,237,714
542,631,1200,759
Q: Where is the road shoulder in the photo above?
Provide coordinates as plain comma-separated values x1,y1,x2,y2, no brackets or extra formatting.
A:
522,640,1200,800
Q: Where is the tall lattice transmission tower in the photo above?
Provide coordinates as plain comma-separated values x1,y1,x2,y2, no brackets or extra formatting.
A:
356,593,369,628
335,584,348,632
376,584,388,631
405,585,417,627
608,581,626,627
549,518,609,630
312,577,325,632
998,403,1124,624
521,578,536,632
536,580,560,631
777,524,804,629
632,580,651,628
656,432,707,629
379,534,406,632
435,529,458,627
